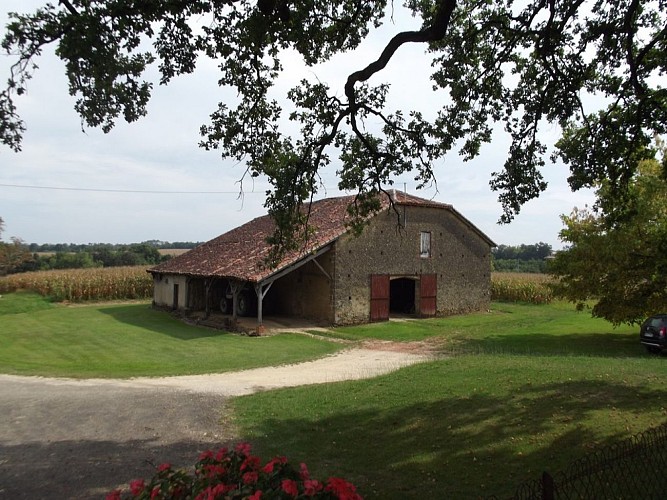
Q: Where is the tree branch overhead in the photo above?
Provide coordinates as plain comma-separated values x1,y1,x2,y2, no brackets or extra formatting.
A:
0,0,665,256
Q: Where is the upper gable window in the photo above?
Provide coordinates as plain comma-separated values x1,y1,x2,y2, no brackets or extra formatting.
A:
420,231,431,258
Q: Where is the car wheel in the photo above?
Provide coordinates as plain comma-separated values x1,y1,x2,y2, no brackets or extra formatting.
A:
220,298,232,315
237,291,255,317
645,345,662,354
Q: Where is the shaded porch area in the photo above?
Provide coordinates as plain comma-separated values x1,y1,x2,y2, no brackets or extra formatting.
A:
181,245,335,331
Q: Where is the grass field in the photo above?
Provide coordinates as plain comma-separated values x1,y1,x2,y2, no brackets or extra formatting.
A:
231,302,666,499
319,300,632,357
1,290,664,498
0,292,342,378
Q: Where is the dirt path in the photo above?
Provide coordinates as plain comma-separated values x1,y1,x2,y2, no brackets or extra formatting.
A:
0,347,430,499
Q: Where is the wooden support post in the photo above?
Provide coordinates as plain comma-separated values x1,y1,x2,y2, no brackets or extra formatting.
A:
185,277,192,313
229,280,242,321
254,281,274,332
257,285,263,327
204,278,214,319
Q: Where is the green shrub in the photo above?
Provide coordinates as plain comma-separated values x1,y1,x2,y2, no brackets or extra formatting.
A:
107,443,361,500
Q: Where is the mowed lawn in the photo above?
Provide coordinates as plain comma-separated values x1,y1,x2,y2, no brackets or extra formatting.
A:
3,292,667,498
231,302,667,499
0,292,343,378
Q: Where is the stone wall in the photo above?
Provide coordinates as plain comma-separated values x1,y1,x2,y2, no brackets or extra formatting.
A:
332,205,492,325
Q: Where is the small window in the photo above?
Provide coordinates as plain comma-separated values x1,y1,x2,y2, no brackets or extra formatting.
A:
420,231,431,258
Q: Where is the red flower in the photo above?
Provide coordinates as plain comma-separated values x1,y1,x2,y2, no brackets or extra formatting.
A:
262,456,287,473
241,455,261,472
130,479,145,495
195,484,229,500
211,483,229,498
299,462,310,480
243,471,259,485
262,460,275,473
109,442,362,500
325,477,362,500
304,479,323,496
235,442,252,456
203,464,226,478
281,479,299,497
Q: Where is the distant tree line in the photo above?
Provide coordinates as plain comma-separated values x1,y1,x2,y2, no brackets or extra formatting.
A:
27,240,201,253
7,241,202,274
492,243,553,273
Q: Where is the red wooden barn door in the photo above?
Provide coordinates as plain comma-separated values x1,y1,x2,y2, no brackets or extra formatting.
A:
420,274,437,317
370,274,390,322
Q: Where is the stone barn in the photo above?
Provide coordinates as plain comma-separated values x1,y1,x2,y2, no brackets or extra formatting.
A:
148,190,495,327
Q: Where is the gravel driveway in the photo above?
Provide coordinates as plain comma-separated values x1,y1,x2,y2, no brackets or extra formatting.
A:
0,348,428,499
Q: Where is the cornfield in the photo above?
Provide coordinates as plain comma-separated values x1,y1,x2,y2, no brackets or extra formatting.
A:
491,272,555,304
1,268,554,305
0,266,153,302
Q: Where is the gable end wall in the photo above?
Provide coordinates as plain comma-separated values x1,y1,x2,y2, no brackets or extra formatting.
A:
333,206,492,325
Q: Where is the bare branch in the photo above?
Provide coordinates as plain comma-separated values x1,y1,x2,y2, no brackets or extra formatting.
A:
58,0,79,16
344,0,456,106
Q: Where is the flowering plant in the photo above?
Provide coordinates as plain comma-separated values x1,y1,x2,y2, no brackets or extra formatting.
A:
107,442,362,500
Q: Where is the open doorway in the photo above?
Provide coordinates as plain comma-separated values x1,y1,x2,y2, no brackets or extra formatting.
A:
389,277,416,315
172,283,179,310
370,274,437,322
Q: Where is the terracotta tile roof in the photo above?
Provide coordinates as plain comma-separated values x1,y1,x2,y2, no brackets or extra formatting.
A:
148,190,494,283
386,189,451,208
149,195,355,282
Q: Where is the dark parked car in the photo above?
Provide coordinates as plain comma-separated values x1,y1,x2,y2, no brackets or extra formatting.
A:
640,314,667,353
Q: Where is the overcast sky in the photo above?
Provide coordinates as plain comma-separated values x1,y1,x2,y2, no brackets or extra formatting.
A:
0,1,596,248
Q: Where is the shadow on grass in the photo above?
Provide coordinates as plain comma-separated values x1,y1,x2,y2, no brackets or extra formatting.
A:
445,331,645,359
242,379,667,499
97,303,225,340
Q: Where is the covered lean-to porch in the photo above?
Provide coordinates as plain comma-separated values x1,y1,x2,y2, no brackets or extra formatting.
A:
179,244,334,328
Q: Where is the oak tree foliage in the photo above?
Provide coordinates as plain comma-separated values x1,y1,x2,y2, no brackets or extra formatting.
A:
1,1,666,257
550,155,667,325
